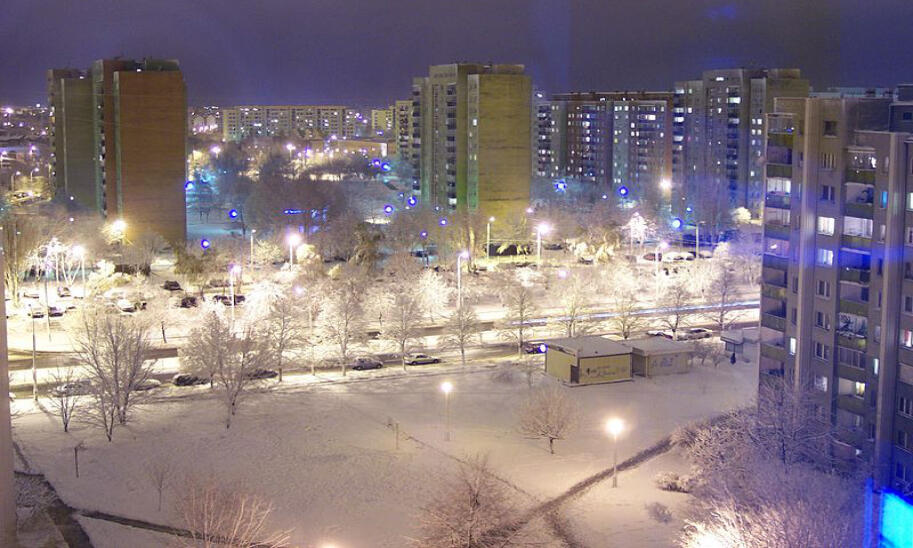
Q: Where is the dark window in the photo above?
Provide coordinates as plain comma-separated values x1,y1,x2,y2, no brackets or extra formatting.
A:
823,120,838,136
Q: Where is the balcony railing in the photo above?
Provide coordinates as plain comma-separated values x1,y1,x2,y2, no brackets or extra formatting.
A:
767,133,794,148
845,168,875,184
767,164,793,178
842,234,872,250
761,313,787,331
765,193,791,210
839,267,870,285
763,254,789,271
845,202,874,219
764,223,791,240
760,342,789,362
837,394,867,415
839,298,869,317
762,284,788,300
837,332,867,351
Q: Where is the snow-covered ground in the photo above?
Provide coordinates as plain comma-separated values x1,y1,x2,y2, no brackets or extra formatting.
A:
11,345,759,547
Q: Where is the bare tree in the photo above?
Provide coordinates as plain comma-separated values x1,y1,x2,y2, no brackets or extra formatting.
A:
319,274,366,376
656,276,693,340
497,275,539,356
47,366,83,432
380,278,426,371
414,454,524,547
122,232,168,274
69,309,155,441
176,477,289,548
417,269,453,323
604,265,645,339
752,377,836,468
144,456,175,512
264,293,304,381
702,259,741,333
691,339,725,368
552,276,590,338
516,385,578,454
444,302,482,367
181,309,231,387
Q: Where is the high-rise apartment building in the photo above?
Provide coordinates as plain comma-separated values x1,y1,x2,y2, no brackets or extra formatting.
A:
48,58,187,243
393,100,412,164
371,106,394,136
673,68,809,227
534,98,566,179
412,63,531,222
759,92,913,494
221,105,348,141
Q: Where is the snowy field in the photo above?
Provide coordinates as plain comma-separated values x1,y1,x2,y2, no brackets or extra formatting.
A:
12,348,759,547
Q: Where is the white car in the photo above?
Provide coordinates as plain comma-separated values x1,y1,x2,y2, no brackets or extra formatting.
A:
405,353,441,365
134,378,162,391
679,327,713,341
115,298,136,313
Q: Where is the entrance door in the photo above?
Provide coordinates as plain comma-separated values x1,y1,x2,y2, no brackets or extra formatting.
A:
570,364,579,384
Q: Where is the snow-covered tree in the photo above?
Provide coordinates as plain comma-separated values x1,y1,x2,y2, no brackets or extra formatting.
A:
444,301,482,367
417,269,453,323
603,264,645,339
656,276,693,340
177,478,289,548
47,367,83,432
319,273,367,376
552,275,590,338
69,309,156,441
263,292,304,381
516,385,578,454
181,308,231,387
702,259,741,333
380,275,426,370
497,274,538,356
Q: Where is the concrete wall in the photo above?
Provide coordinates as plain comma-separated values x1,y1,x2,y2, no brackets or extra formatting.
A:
114,71,187,244
578,355,632,384
545,349,574,383
643,352,691,377
59,78,96,210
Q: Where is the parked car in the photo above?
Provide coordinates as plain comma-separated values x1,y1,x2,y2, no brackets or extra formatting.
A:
115,298,136,313
134,378,162,391
522,341,547,354
162,280,183,291
245,368,278,380
8,392,15,401
679,327,713,341
47,305,65,317
543,242,564,250
351,357,383,371
21,289,40,299
180,296,199,308
646,329,667,337
24,302,45,318
405,353,440,365
51,380,93,397
57,286,71,298
213,294,245,305
172,373,208,386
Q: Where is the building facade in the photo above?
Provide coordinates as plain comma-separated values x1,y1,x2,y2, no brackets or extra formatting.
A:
48,58,187,243
673,69,809,227
393,99,412,164
413,63,531,222
759,93,913,495
221,105,348,141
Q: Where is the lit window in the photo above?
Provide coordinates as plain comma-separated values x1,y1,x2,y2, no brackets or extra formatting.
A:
814,375,828,391
816,249,834,267
817,216,835,236
788,338,797,355
902,330,913,348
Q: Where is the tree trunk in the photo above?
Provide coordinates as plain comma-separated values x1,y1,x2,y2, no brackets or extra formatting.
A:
460,346,466,367
548,437,554,454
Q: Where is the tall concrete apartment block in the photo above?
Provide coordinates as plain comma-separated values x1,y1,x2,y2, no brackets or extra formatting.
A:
413,63,531,222
393,99,412,164
759,93,913,493
48,58,187,243
673,69,809,225
535,91,672,206
221,105,348,141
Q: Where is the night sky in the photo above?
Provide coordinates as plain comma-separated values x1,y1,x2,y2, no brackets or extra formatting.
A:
2,0,912,107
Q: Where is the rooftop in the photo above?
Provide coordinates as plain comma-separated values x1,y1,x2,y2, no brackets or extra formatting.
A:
547,336,632,357
624,337,693,355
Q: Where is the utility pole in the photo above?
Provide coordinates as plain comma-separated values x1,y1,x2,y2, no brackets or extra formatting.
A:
0,254,19,544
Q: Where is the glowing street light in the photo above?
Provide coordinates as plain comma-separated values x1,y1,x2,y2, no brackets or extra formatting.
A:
286,142,296,160
659,178,672,191
536,223,551,265
287,232,302,264
606,418,625,488
200,238,211,250
210,145,221,156
440,381,454,441
486,217,495,259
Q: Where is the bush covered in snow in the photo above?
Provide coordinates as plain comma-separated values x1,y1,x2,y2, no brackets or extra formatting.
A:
645,502,673,524
653,471,694,493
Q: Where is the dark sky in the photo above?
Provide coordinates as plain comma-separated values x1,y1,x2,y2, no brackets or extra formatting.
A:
2,0,912,107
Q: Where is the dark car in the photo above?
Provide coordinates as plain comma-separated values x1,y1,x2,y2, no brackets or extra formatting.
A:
351,358,383,371
162,280,183,291
172,373,208,386
51,380,93,397
214,294,246,305
245,368,278,380
522,341,547,354
180,296,199,308
543,242,564,250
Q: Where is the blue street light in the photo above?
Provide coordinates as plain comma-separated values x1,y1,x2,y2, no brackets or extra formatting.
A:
200,239,211,250
420,230,428,239
381,162,392,172
228,209,239,219
372,158,381,167
284,208,303,215
686,206,693,213
407,196,417,207
184,181,194,190
554,179,567,193
601,194,609,200
383,204,394,215
618,186,629,197
671,218,683,230
439,217,448,226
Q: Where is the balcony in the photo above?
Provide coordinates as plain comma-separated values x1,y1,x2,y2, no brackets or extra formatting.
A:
845,202,874,219
765,193,791,210
845,168,875,184
761,313,787,331
842,234,872,251
763,254,789,271
760,342,789,362
837,332,867,351
768,133,794,148
764,222,791,240
839,267,870,285
762,284,787,300
837,363,867,383
837,394,867,415
767,164,792,178
839,298,869,317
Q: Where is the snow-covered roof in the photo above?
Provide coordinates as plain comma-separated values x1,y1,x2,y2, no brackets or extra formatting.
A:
624,337,692,355
547,336,632,358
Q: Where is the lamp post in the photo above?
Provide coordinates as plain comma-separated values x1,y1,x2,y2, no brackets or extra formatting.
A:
536,223,551,266
654,241,669,277
249,229,256,268
286,142,296,161
606,418,624,488
287,232,302,265
440,381,453,441
228,264,241,323
486,217,495,259
456,251,469,309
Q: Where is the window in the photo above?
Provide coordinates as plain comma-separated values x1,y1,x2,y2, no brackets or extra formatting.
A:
900,396,913,417
882,190,889,208
898,430,910,451
790,307,798,325
908,192,913,211
816,248,834,266
906,228,913,246
902,329,913,348
879,224,886,242
789,337,797,355
873,357,880,375
792,276,799,293
816,280,831,297
875,325,882,343
815,342,830,360
814,375,828,391
823,120,838,136
817,216,835,235
820,184,835,201
844,216,873,238
905,296,913,314
838,347,864,368
815,311,831,330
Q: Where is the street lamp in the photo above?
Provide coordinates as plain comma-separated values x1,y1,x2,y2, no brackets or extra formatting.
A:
440,381,453,441
286,142,296,160
287,232,302,265
486,217,495,259
536,223,551,265
457,251,469,309
606,417,624,488
210,145,221,157
228,264,242,323
659,178,671,191
110,219,127,244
